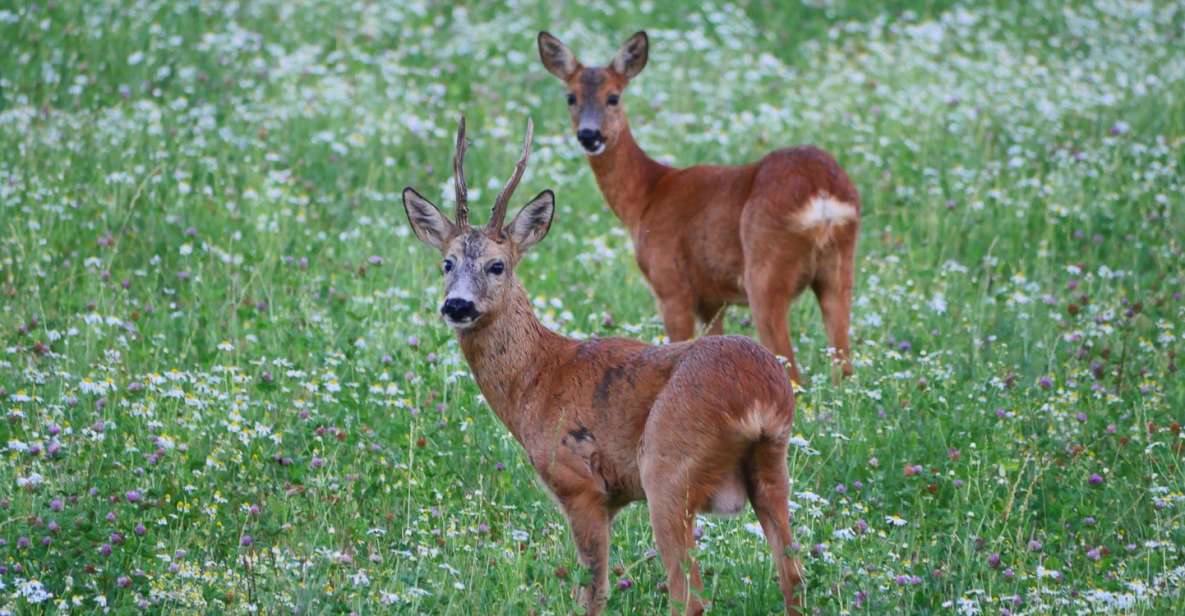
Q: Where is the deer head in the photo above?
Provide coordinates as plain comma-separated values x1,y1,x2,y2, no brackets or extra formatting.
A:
402,116,556,330
538,31,648,155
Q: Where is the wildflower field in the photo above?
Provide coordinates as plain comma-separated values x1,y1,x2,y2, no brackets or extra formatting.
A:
2,0,1184,613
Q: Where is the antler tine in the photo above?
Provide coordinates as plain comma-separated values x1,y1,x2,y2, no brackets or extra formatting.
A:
488,118,533,231
453,115,469,228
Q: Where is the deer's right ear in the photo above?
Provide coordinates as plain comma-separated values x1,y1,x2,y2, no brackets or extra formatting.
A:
538,32,580,80
505,190,555,251
611,31,648,79
403,187,456,251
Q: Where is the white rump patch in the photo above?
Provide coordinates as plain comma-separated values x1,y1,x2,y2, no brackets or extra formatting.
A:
794,192,858,245
734,402,792,442
735,410,767,441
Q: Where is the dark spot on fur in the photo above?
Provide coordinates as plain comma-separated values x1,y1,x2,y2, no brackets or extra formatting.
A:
592,364,636,407
569,424,593,442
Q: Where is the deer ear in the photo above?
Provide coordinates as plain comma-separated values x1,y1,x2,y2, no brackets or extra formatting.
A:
505,190,555,251
402,187,456,251
610,31,648,79
538,32,580,80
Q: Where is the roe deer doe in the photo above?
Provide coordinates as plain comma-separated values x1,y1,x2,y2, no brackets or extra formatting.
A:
402,116,803,615
538,31,860,384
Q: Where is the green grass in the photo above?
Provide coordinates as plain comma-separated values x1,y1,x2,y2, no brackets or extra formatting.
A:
1,0,1184,613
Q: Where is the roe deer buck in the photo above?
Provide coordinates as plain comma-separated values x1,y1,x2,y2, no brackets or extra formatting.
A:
402,116,803,615
538,31,860,384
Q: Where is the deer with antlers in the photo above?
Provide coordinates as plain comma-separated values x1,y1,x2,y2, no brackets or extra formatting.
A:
538,31,861,384
402,116,803,615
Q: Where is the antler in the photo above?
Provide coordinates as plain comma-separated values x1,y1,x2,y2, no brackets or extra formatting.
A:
488,118,533,231
453,115,469,228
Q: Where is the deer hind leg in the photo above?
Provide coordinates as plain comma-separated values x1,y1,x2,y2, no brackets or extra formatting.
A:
642,472,707,616
812,242,855,382
744,439,803,614
560,493,612,615
745,262,808,385
638,404,724,615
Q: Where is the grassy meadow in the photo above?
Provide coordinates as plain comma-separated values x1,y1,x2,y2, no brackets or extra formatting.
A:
1,0,1184,613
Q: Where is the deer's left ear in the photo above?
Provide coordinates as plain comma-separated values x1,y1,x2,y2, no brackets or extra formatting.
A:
611,31,648,79
504,190,555,251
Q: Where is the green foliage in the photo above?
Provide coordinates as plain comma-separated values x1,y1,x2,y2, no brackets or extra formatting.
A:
1,0,1183,613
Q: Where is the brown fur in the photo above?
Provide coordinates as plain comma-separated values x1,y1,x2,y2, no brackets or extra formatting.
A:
539,31,861,383
403,118,803,615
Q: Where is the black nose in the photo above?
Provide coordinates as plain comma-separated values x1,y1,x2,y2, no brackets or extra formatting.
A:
441,298,478,321
577,129,604,151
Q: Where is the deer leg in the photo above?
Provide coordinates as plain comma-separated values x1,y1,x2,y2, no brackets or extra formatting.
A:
561,495,611,615
639,431,708,615
695,301,726,337
745,265,803,385
657,292,696,342
813,277,853,383
745,440,803,614
811,239,855,382
644,487,705,615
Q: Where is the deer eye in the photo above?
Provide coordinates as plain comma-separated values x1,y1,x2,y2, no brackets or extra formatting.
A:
566,93,576,106
442,259,454,274
607,94,620,106
487,261,505,276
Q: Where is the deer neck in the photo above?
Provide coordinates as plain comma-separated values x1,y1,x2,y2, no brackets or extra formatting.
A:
587,120,669,231
456,279,563,440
